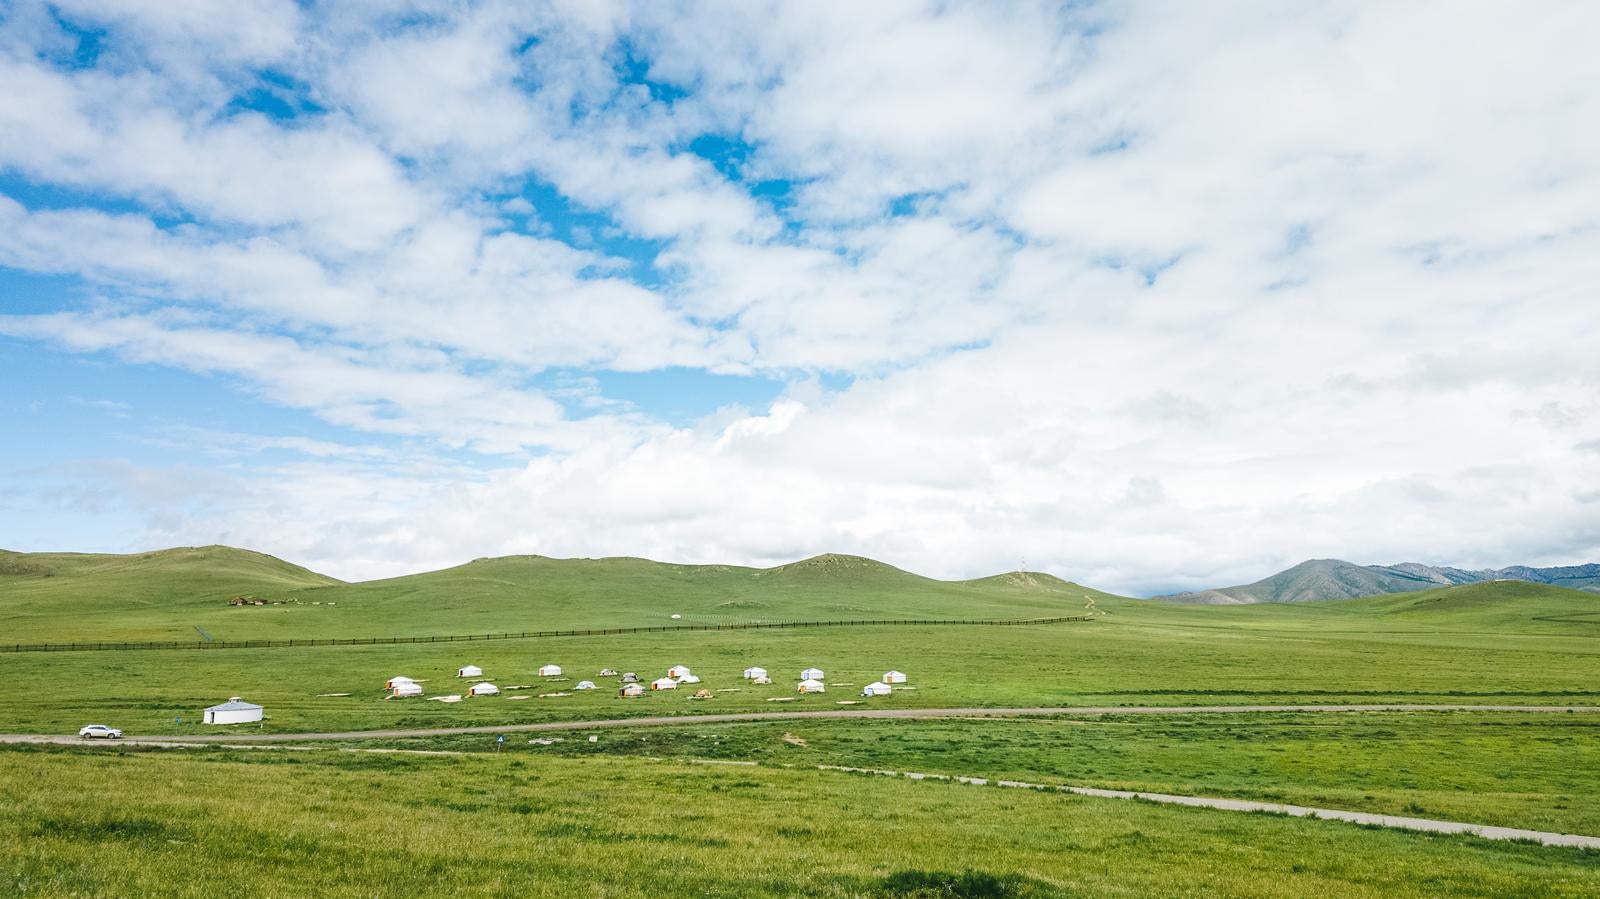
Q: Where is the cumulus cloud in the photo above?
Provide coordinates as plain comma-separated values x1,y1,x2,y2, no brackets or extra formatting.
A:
0,0,1596,593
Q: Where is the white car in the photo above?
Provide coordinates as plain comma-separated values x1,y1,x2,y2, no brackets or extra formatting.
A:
78,724,123,739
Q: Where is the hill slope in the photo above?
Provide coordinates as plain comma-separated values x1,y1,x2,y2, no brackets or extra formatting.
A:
0,547,1113,643
0,545,342,641
1156,559,1600,604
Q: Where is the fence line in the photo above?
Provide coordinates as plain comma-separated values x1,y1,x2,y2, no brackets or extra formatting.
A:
0,615,1090,654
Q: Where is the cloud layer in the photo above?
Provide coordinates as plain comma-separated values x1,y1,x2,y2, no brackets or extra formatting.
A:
1,0,1597,593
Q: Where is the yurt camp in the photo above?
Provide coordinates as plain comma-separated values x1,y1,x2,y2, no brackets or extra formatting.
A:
203,697,263,725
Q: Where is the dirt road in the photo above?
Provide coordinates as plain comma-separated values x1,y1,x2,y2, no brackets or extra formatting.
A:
5,702,1595,745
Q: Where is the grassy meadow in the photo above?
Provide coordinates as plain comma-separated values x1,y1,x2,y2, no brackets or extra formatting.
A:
4,747,1598,898
4,546,1600,896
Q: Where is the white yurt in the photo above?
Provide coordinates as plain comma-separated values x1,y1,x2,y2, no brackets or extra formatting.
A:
667,665,693,680
468,682,500,696
457,665,483,678
391,682,423,697
599,668,618,677
752,675,773,685
743,666,767,679
619,683,645,697
203,697,263,725
861,682,892,697
882,670,908,684
677,674,702,684
538,664,562,677
797,678,826,694
651,677,678,691
800,667,825,681
575,680,597,690
385,675,415,690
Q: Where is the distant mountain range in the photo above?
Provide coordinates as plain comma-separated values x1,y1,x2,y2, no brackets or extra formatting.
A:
1154,559,1600,604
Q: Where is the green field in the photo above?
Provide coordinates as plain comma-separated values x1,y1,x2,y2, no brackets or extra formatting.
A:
4,747,1598,898
3,546,1599,896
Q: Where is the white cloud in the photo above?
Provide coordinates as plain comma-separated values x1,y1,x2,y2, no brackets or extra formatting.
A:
0,0,1597,592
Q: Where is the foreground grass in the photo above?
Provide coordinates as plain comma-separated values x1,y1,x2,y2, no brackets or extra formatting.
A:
402,712,1599,836
3,748,1597,898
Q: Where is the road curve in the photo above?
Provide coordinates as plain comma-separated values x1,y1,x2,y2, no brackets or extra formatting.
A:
4,703,1597,745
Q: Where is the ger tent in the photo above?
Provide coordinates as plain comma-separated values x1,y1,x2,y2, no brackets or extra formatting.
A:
468,682,500,696
391,682,423,698
861,682,892,697
651,677,678,691
385,676,415,690
619,683,645,697
742,666,767,679
575,680,597,691
800,667,825,681
797,678,826,694
882,670,907,684
457,665,483,678
667,665,693,680
538,664,562,677
203,697,263,725
677,674,702,684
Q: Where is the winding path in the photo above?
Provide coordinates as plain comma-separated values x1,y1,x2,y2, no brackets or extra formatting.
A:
4,702,1596,745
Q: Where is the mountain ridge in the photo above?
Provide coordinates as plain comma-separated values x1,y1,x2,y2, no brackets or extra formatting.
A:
1155,559,1600,604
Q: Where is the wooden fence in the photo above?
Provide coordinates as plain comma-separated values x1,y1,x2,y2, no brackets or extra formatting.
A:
0,615,1090,654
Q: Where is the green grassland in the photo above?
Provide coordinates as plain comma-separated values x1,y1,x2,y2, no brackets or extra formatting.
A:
4,546,1600,896
3,747,1597,898
450,712,1600,836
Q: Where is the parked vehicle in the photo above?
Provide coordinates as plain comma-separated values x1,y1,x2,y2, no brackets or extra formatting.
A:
78,724,123,739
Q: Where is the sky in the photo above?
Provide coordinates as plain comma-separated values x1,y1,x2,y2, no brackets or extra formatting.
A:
1,1,1597,596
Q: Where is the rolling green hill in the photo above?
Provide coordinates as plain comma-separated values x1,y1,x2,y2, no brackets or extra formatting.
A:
0,547,1113,643
0,545,341,642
